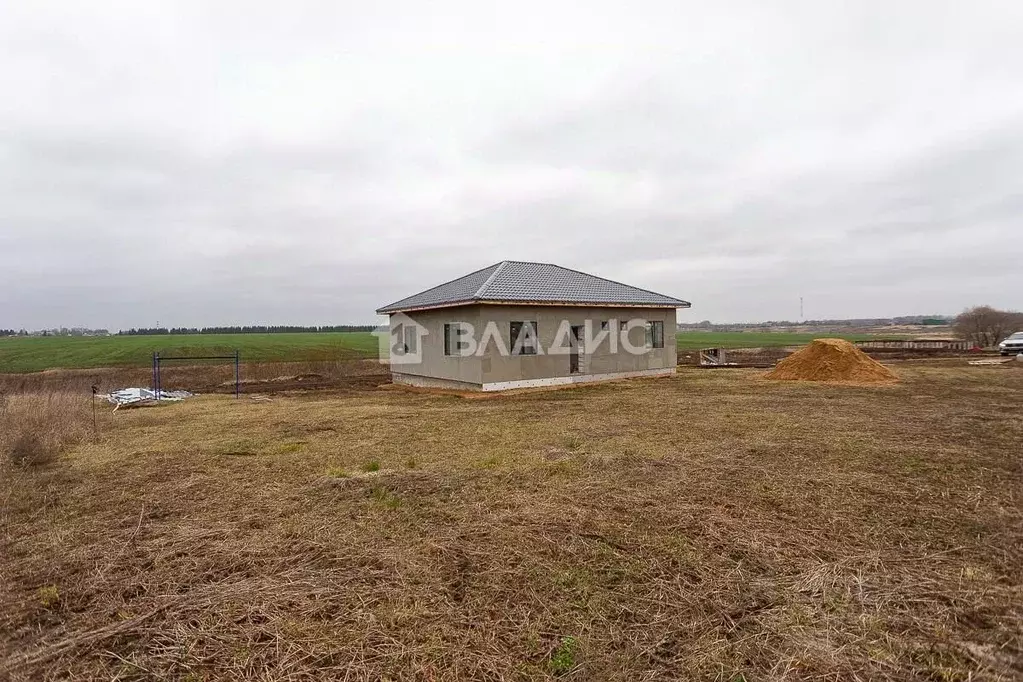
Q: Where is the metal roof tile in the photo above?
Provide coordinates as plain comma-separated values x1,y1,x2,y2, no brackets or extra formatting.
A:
376,261,690,313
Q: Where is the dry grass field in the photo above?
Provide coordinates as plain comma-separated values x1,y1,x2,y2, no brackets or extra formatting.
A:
1,362,1021,680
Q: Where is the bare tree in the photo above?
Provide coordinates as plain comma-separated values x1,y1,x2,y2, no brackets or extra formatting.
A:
953,306,1023,347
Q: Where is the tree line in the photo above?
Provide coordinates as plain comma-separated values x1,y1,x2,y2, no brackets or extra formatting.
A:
953,306,1023,348
681,315,951,329
0,329,17,337
117,325,376,336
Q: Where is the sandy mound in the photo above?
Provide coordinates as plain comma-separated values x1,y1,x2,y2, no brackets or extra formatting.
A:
766,338,898,384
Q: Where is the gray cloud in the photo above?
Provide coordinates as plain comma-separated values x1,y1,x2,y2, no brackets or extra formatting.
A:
2,1,1022,330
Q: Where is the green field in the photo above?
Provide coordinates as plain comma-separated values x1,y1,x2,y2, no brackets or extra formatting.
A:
0,333,379,373
0,330,891,373
672,331,884,350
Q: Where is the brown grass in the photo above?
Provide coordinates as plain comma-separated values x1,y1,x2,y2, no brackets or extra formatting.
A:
1,362,1021,680
0,392,92,466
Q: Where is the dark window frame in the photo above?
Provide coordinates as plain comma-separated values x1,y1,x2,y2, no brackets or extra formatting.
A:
444,322,465,356
393,322,406,354
647,320,664,349
393,322,418,354
510,320,538,355
404,324,417,354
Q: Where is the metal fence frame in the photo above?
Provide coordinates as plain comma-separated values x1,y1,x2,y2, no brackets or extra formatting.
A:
152,350,240,399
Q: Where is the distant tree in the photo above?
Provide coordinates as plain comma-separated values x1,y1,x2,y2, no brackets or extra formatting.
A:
117,325,376,335
953,306,1023,347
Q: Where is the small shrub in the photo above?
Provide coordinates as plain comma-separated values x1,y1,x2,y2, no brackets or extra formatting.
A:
548,636,577,676
9,432,54,466
327,467,350,478
370,486,401,510
37,585,60,609
405,457,418,469
361,460,381,473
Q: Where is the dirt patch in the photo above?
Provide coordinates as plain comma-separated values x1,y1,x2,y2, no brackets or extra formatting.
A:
766,338,899,384
679,347,792,367
0,360,389,398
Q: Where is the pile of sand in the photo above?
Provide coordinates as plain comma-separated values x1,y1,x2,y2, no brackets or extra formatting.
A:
765,338,898,384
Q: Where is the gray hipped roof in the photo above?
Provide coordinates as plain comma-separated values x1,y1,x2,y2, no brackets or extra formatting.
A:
376,261,691,313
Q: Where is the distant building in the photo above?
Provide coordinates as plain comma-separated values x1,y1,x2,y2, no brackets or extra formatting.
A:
377,261,690,391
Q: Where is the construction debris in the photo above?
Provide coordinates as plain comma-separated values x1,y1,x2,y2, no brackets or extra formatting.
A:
765,338,898,384
968,358,1013,366
699,348,729,366
105,388,194,410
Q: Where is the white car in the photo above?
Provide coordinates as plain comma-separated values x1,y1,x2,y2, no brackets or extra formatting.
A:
999,331,1023,355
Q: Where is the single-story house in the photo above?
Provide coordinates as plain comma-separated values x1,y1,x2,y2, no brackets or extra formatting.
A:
376,261,691,391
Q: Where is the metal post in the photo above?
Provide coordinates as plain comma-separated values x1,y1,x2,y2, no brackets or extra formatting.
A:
91,385,97,439
155,352,161,400
234,350,240,399
151,352,156,394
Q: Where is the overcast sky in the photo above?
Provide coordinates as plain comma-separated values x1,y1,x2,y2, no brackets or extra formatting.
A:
2,2,1022,330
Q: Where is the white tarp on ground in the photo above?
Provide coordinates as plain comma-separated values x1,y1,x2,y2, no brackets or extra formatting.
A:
105,388,194,407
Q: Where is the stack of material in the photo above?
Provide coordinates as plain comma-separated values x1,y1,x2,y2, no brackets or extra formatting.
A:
766,338,898,384
105,388,194,409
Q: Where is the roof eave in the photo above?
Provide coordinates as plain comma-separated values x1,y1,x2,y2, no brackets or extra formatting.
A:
475,299,691,309
376,299,478,315
378,298,691,314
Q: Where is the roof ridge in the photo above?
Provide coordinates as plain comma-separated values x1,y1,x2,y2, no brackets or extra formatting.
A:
474,260,509,298
537,262,690,306
375,262,502,313
501,259,556,266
